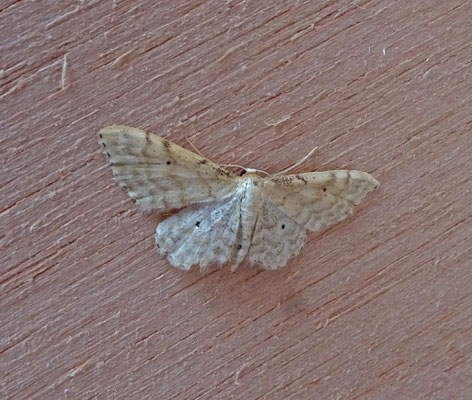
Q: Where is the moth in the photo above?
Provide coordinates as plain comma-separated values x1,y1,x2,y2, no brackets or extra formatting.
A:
99,125,379,271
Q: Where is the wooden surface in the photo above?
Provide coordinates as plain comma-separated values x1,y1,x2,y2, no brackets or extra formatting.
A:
1,1,471,399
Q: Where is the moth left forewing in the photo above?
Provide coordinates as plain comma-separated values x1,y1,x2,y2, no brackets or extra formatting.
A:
263,170,379,232
99,125,234,178
99,125,237,210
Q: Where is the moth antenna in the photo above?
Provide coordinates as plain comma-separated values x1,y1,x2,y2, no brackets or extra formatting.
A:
185,136,205,158
275,145,318,175
223,164,270,176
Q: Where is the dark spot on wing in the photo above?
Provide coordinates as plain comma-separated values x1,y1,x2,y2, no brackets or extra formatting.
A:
163,139,171,149
239,169,247,176
195,221,201,227
145,132,152,145
106,152,111,158
281,224,285,230
322,187,327,192
99,134,103,139
216,168,230,177
237,244,242,250
296,175,307,185
198,159,208,165
272,176,292,185
166,161,171,165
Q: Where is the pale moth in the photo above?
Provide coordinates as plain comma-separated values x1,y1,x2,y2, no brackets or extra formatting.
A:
99,126,379,271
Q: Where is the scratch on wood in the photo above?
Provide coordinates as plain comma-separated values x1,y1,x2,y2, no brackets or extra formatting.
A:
111,50,134,67
61,54,68,89
45,6,80,29
290,23,315,42
215,42,245,63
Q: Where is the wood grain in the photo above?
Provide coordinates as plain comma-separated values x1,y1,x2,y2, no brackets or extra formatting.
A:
1,0,471,399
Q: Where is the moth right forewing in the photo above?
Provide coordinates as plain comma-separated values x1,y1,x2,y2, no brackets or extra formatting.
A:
262,170,379,231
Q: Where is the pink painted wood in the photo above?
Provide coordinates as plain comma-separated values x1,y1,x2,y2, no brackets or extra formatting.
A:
1,1,471,399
